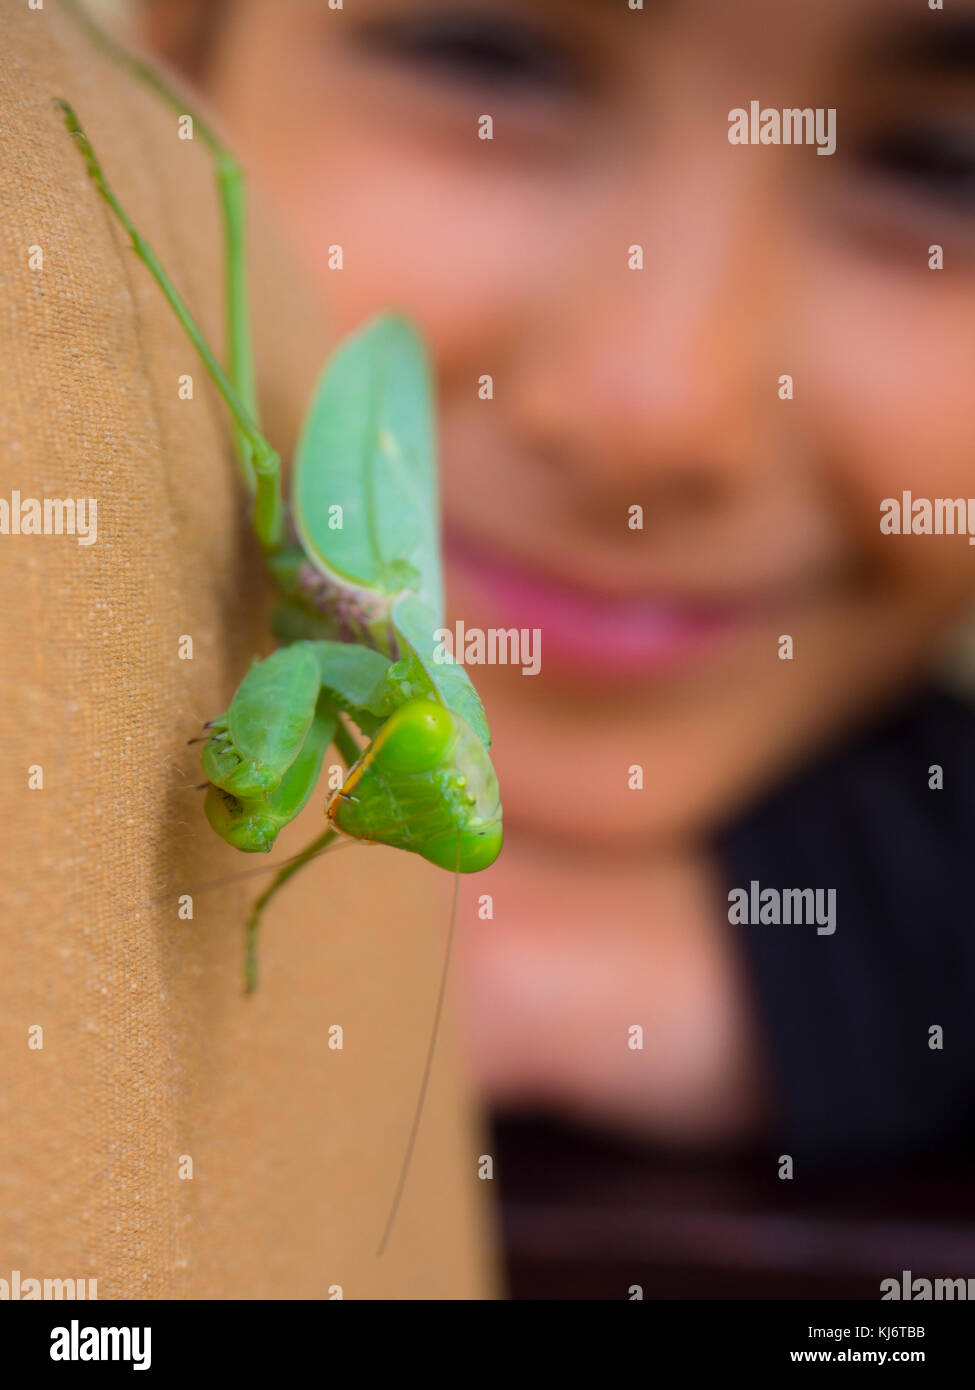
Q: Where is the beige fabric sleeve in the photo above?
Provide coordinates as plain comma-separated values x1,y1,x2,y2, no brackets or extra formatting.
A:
0,2,497,1299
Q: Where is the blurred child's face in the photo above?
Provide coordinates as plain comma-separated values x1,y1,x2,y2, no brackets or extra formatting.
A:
184,0,975,849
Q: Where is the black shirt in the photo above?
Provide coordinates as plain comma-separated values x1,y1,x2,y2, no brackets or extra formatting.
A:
715,684,975,1168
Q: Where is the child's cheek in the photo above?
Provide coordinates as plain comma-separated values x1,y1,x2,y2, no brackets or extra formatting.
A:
288,143,572,372
794,257,975,603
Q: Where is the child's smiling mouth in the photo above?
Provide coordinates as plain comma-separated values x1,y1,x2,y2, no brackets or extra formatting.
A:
444,531,790,683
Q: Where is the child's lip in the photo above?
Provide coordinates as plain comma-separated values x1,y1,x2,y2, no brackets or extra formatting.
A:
443,534,765,680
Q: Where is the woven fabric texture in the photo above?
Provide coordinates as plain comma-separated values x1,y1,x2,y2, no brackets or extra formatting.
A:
0,2,495,1299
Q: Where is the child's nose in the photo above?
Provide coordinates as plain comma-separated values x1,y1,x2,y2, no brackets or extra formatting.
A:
509,162,789,518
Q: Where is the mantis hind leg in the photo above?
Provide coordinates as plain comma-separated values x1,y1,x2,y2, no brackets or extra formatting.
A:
59,0,259,485
244,828,338,992
55,99,285,555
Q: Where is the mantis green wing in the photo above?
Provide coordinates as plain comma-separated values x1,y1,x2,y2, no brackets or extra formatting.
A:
292,314,444,635
290,314,491,745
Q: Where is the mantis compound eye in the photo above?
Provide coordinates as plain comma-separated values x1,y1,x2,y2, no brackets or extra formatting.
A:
364,699,456,774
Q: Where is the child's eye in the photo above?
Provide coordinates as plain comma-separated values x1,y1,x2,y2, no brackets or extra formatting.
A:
862,124,975,209
356,13,580,96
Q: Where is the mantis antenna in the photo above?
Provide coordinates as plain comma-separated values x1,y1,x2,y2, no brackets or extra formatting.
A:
377,846,462,1256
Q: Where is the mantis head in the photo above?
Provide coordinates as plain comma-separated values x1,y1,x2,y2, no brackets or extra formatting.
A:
327,700,503,873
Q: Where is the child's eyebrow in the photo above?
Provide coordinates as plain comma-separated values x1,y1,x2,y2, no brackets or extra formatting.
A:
865,14,975,77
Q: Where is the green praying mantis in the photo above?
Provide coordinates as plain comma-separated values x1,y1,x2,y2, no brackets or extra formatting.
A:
55,7,502,995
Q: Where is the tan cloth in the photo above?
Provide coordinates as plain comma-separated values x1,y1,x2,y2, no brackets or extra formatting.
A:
0,2,497,1299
